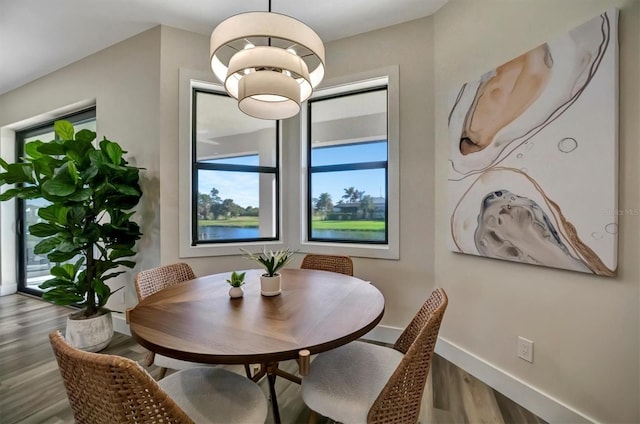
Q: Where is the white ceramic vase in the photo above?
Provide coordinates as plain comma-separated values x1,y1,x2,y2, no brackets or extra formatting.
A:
229,286,244,298
65,309,113,352
260,274,281,296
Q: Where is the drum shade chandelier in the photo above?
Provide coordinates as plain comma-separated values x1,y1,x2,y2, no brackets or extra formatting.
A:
210,1,325,120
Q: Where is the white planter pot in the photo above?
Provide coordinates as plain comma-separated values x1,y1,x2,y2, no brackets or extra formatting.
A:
229,286,244,298
260,274,281,296
65,309,113,352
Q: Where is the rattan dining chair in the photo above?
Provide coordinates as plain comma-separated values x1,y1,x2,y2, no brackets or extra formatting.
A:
300,254,354,276
134,263,206,379
49,330,268,424
301,288,448,424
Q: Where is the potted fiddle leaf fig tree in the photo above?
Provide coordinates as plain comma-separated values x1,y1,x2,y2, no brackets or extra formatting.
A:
0,120,143,351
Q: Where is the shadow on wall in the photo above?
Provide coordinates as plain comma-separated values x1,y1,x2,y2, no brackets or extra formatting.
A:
128,169,160,307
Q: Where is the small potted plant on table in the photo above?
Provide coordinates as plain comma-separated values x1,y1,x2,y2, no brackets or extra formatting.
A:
241,247,295,296
226,271,246,298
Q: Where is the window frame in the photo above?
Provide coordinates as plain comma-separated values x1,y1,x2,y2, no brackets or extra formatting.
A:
291,67,400,260
178,70,288,258
190,87,280,246
306,86,390,244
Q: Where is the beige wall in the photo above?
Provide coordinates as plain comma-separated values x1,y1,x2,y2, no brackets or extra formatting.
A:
434,0,640,422
1,2,638,421
0,28,163,311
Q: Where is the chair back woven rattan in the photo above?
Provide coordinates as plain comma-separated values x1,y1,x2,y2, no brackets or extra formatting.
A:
367,288,448,424
49,330,194,424
300,254,354,276
135,262,196,301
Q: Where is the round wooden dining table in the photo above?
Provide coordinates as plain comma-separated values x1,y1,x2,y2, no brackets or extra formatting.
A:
128,267,385,423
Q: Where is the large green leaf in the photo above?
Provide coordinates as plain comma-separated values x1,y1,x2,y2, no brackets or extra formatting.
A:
75,129,96,143
109,248,136,260
68,188,92,202
54,120,75,140
38,204,68,225
37,142,66,156
15,187,41,200
39,278,76,289
93,279,111,308
1,163,35,184
42,176,76,196
0,188,21,201
80,163,99,181
0,156,8,170
57,240,80,253
24,141,44,159
113,184,140,196
101,139,123,166
67,161,79,184
42,288,84,306
47,250,76,263
67,206,86,224
34,236,61,254
32,156,55,178
29,223,60,237
50,263,78,280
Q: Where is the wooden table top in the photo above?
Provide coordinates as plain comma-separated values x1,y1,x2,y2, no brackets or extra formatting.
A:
129,268,385,364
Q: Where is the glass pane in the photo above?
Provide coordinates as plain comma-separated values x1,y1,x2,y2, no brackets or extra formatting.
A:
310,169,386,242
310,89,387,166
195,91,276,167
311,140,387,167
196,169,276,241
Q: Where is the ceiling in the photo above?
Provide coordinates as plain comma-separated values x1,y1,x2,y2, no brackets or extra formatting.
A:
0,0,447,96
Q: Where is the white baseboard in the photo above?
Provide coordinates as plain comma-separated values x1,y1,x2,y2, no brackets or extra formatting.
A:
111,318,594,423
435,337,596,424
112,313,130,336
0,283,17,296
361,323,403,344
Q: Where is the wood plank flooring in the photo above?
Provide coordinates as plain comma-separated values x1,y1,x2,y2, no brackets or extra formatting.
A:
0,294,546,424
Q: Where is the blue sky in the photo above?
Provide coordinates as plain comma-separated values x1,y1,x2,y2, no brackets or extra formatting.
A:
199,141,387,208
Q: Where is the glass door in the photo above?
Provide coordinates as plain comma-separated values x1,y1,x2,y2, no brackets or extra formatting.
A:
16,109,96,296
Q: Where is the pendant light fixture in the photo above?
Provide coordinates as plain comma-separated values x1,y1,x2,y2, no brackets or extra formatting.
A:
210,1,325,120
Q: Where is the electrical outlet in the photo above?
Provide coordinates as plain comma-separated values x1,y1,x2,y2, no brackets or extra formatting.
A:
517,336,534,363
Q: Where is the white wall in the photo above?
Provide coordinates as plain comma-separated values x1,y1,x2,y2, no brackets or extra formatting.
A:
0,28,162,312
433,1,640,422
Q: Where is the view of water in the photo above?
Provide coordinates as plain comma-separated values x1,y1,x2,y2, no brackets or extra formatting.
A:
199,226,385,242
311,229,385,241
199,226,261,240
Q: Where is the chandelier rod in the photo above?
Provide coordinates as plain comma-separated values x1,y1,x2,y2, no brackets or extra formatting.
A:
268,0,272,46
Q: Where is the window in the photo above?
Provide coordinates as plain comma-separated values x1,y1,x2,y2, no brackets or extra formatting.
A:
180,68,397,259
307,87,388,244
15,108,96,297
191,88,279,245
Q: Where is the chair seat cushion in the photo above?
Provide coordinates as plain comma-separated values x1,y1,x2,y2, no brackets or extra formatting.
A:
159,367,267,424
302,341,403,424
154,353,213,370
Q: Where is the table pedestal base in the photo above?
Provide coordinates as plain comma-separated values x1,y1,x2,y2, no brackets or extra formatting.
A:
251,362,302,424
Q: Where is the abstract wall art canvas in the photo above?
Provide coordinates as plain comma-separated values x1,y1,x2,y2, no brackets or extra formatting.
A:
447,9,618,276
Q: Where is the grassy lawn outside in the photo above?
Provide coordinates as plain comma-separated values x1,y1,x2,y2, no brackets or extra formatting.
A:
199,217,259,227
312,219,385,231
199,217,385,231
